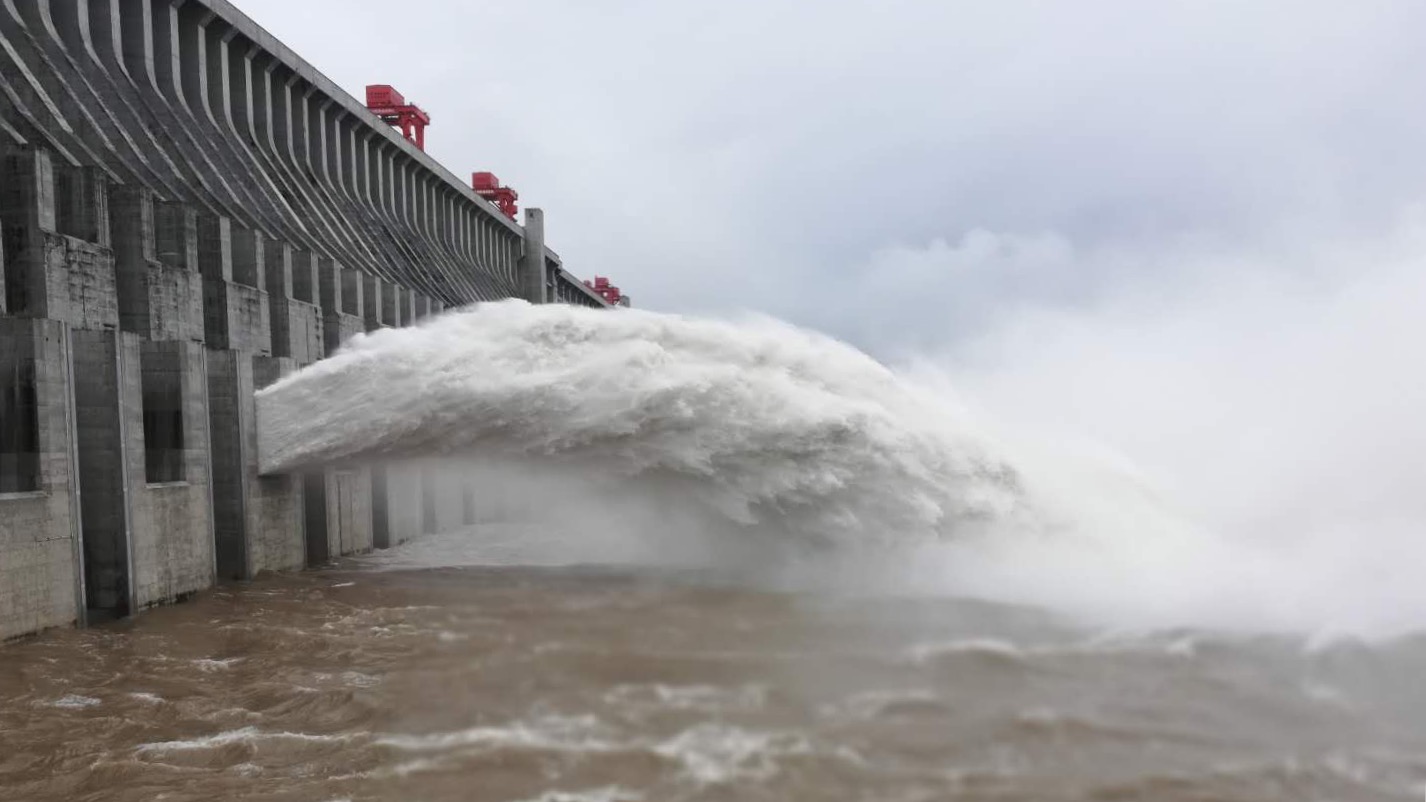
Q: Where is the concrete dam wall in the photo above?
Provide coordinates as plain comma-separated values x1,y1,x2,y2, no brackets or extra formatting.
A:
0,0,610,641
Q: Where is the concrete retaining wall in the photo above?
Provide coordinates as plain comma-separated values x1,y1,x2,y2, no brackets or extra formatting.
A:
0,318,81,640
0,0,618,641
0,137,463,641
0,0,606,309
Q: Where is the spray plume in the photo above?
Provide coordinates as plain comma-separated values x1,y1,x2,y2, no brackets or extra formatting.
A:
257,301,1029,548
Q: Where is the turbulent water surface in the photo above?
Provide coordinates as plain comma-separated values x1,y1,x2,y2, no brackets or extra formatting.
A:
6,303,1424,800
1,531,1424,802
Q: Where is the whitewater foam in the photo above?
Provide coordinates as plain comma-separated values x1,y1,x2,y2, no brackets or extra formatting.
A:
44,694,101,709
512,788,643,802
253,298,1426,636
257,301,1028,548
374,713,618,753
134,727,359,755
651,723,815,785
603,683,768,713
375,711,836,787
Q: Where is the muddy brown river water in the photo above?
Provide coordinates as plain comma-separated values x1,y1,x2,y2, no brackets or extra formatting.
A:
1,533,1424,802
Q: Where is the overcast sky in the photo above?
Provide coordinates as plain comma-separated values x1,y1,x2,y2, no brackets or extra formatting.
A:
235,0,1426,349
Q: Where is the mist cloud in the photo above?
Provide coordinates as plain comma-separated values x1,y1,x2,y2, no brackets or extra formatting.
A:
235,0,1426,632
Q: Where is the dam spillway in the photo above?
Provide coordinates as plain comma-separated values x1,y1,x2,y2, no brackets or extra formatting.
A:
0,0,613,640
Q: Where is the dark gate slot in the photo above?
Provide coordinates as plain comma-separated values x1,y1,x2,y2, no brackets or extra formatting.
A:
421,467,436,534
303,471,328,567
0,359,39,494
74,332,131,620
371,466,390,549
141,355,185,484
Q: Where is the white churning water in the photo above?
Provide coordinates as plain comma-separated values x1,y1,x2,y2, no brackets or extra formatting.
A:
255,299,1426,638
256,301,1030,549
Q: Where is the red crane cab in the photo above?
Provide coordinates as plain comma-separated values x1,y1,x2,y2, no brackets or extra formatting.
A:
365,84,431,151
583,275,624,305
472,172,519,220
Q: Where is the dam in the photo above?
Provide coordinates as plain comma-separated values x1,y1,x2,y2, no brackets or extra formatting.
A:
0,0,622,641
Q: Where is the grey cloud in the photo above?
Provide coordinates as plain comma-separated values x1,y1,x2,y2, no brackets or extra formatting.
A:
238,0,1426,345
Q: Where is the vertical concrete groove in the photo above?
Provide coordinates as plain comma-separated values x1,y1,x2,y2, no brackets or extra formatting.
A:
61,325,87,625
116,334,136,616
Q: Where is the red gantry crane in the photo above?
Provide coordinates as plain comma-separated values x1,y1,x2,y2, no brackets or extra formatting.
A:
365,84,431,151
472,172,519,220
364,82,630,303
584,276,626,306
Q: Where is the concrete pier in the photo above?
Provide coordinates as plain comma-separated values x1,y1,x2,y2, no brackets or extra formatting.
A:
0,0,612,641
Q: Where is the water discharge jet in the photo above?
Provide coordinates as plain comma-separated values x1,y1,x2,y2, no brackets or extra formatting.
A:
253,293,1426,638
256,301,1029,549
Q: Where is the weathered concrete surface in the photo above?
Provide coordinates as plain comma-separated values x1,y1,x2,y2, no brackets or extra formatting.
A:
0,0,616,642
518,208,547,305
246,358,307,575
326,467,374,559
209,351,307,580
0,0,607,309
0,319,80,641
72,329,132,615
265,241,324,363
208,349,254,580
126,340,214,610
111,186,205,343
